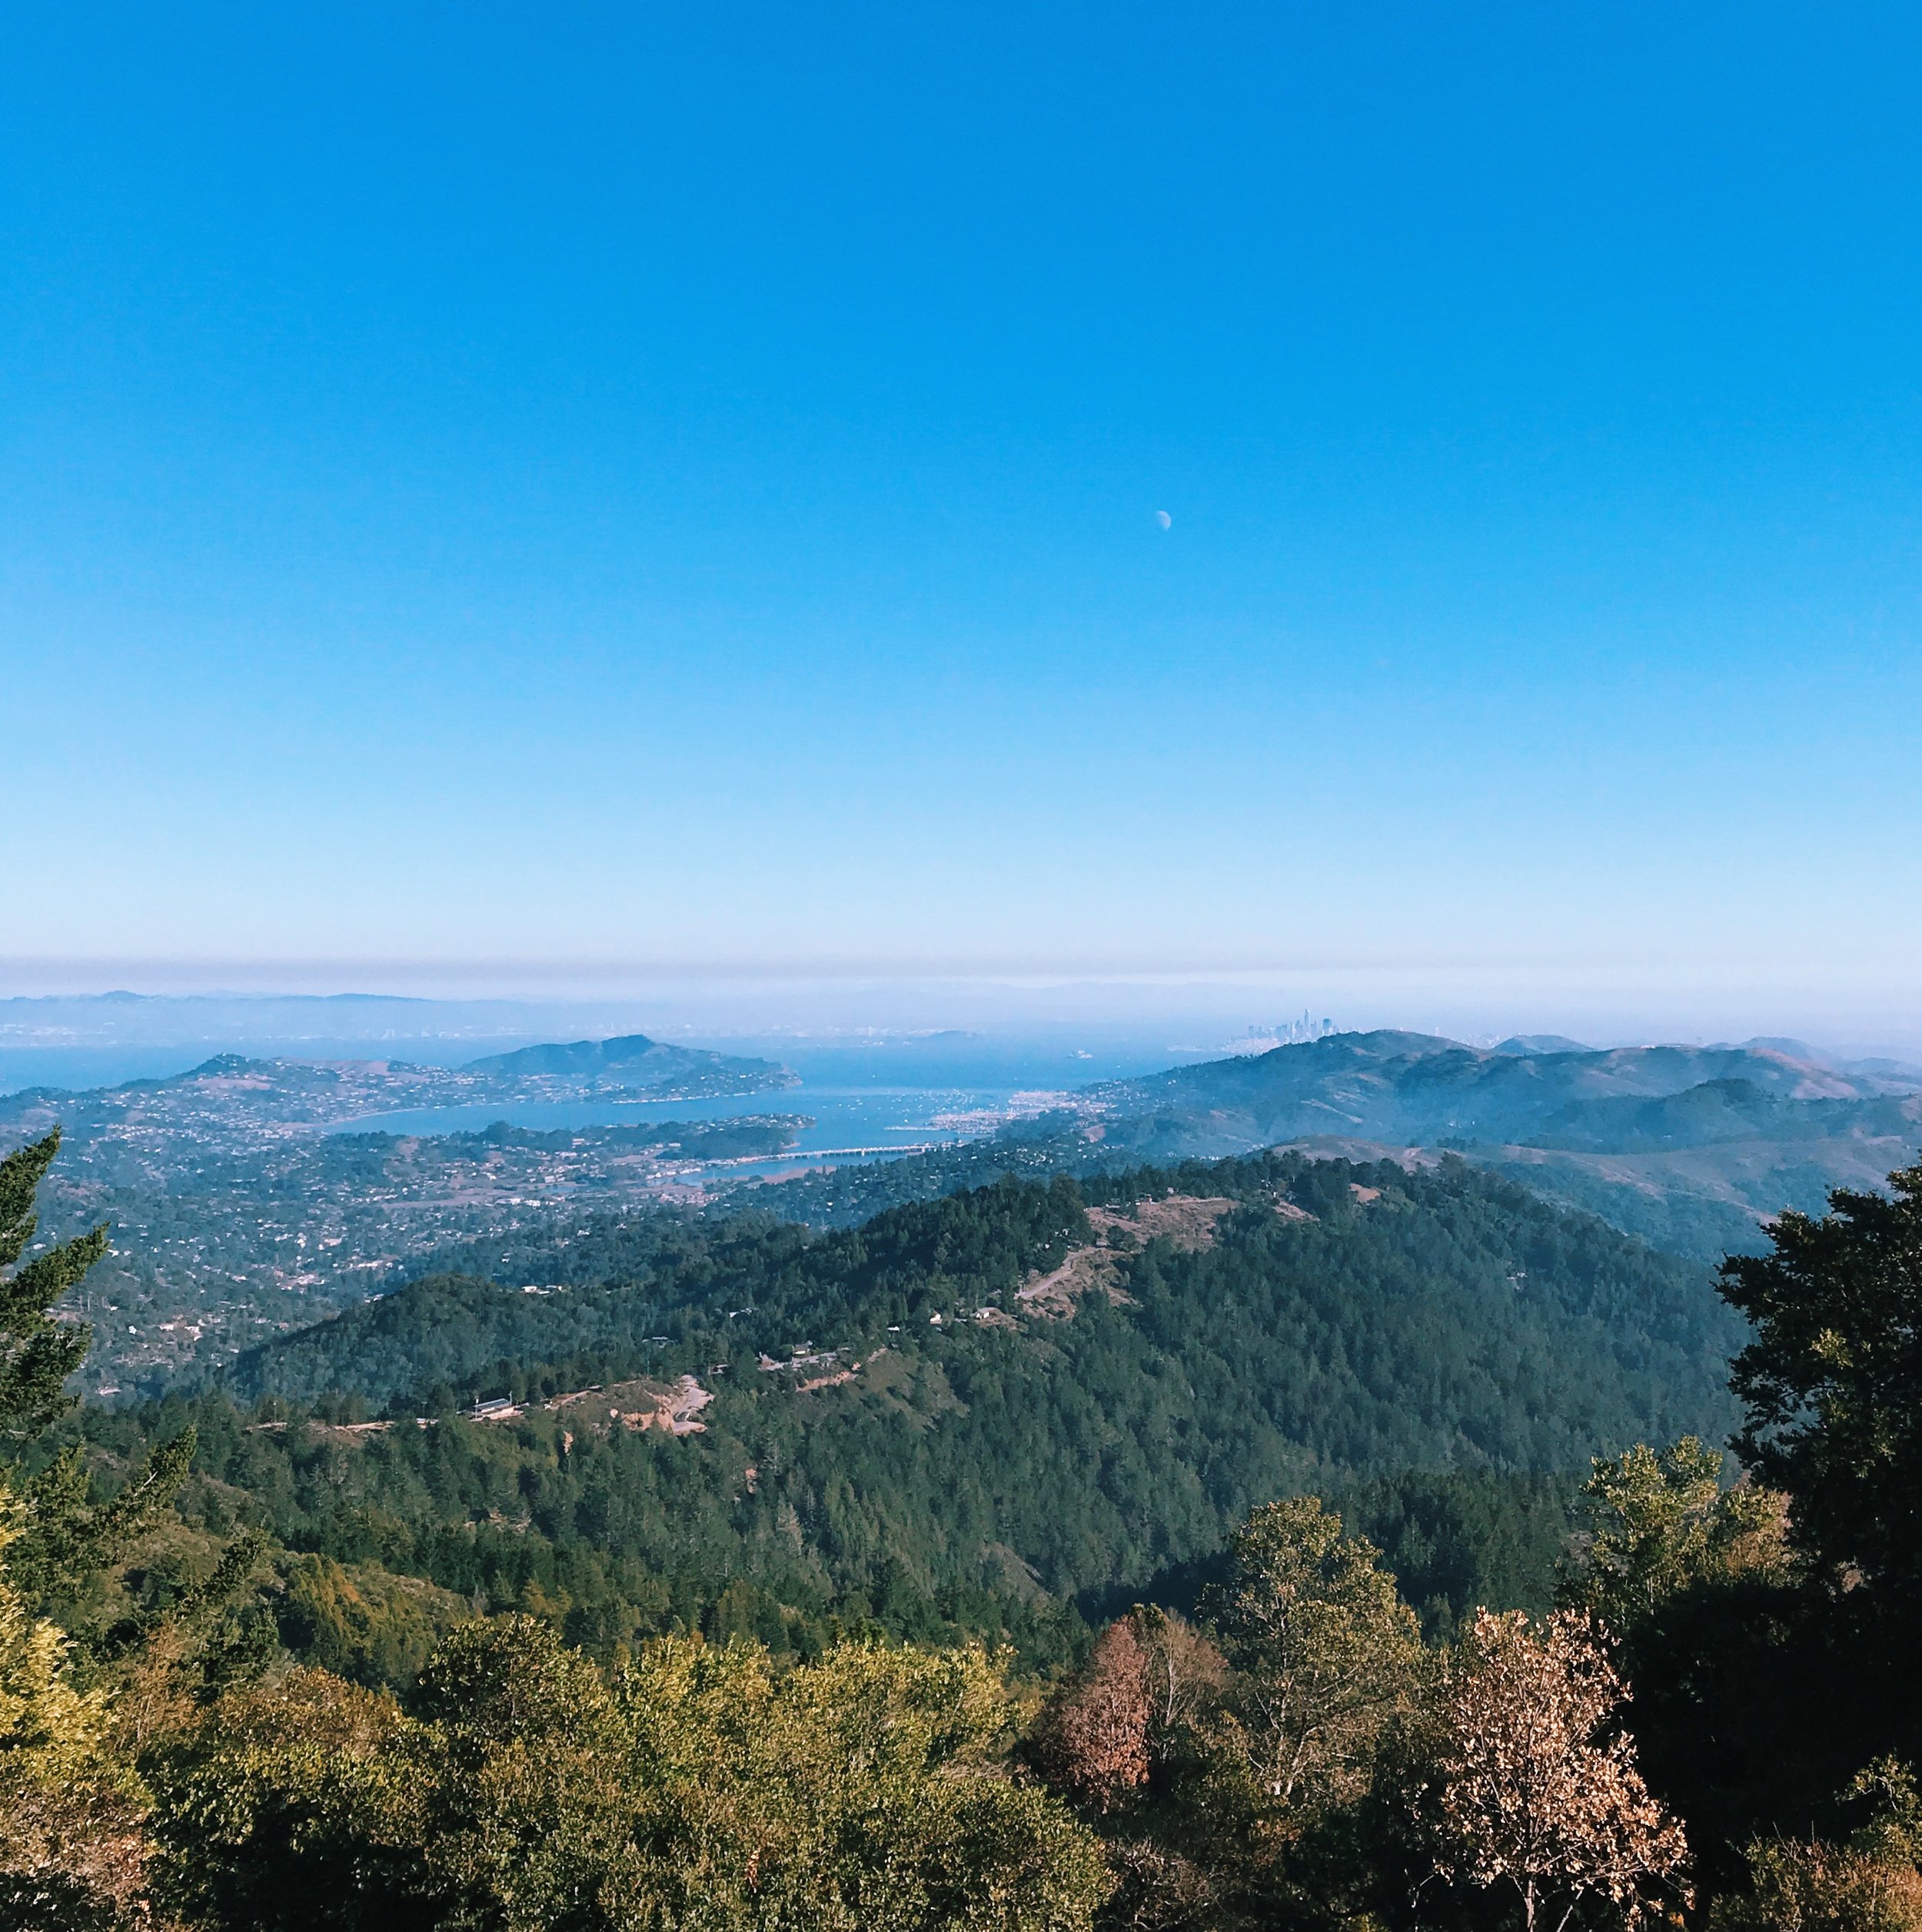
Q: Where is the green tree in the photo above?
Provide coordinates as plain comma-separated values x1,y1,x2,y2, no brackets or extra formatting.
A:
615,1631,1112,1930
1710,1759,1922,1932
145,1665,427,1930
1565,1437,1790,1634
1200,1497,1423,1813
2,1128,201,1614
1720,1160,1922,1588
0,1129,106,1436
0,1479,154,1930
150,1617,1112,1932
0,1129,254,1927
0,1133,163,1926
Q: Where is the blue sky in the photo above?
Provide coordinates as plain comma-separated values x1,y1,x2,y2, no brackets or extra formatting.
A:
4,3,1920,1022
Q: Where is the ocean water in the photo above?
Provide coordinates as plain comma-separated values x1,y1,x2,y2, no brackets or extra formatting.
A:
320,1036,1195,1172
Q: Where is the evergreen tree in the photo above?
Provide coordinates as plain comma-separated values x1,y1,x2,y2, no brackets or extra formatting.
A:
0,1129,107,1435
0,1132,163,1924
2,1129,198,1614
1721,1159,1922,1589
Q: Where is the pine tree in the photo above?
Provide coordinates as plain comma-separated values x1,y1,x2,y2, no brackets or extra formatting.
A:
1720,1159,1922,1590
0,1129,108,1435
0,1135,160,1924
0,1128,195,1611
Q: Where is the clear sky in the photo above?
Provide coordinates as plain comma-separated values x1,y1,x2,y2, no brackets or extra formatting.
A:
4,3,1920,1023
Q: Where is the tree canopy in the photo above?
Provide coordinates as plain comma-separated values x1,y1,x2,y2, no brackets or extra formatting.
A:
1721,1159,1922,1589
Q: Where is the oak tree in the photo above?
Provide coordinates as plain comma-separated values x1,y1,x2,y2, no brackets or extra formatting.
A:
1425,1608,1689,1932
1202,1496,1422,1811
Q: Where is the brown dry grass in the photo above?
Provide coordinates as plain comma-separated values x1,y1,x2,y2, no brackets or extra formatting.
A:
1017,1194,1236,1321
1017,1245,1125,1319
1089,1195,1236,1249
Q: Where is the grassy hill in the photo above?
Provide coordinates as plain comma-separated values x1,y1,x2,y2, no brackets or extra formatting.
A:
461,1030,794,1092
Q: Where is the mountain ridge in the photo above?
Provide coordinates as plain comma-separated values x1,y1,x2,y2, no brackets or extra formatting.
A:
184,1150,1740,1655
1063,1029,1922,1262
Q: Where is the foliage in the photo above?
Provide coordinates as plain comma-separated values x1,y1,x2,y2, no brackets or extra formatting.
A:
1720,1161,1922,1588
274,1553,469,1688
1031,1618,1155,1814
2,1129,206,1634
1710,1837,1922,1932
241,1154,1741,1477
1327,1468,1581,1639
1710,1760,1922,1932
0,1132,161,1925
148,1615,1112,1932
610,1631,1110,1930
25,1118,1917,1929
1610,1163,1922,1884
1200,1498,1422,1815
1422,1608,1690,1932
1,1129,108,1436
0,1478,154,1930
1029,1601,1229,1907
1565,1437,1791,1634
1028,1495,1705,1932
145,1663,426,1929
0,1126,267,1928
111,1153,1738,1676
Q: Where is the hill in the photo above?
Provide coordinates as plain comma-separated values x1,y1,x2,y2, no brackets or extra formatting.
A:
1089,1029,1911,1143
141,1151,1741,1661
461,1031,793,1093
1070,1031,1922,1262
702,1032,1921,1265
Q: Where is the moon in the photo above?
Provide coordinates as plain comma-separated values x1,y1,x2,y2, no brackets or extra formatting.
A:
1155,509,1172,530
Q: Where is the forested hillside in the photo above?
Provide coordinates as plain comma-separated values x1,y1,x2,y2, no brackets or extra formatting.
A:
241,1150,1737,1434
44,1152,1731,1673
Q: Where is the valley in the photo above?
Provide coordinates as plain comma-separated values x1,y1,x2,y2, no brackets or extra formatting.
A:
8,1033,1918,1926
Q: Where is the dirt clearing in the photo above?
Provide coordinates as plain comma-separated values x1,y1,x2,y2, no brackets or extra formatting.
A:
1017,1194,1235,1319
1089,1194,1236,1249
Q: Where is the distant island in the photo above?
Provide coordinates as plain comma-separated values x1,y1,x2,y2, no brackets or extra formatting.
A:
461,1030,796,1092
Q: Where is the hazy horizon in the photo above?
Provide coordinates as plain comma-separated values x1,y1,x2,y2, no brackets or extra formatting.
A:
4,979,1919,1084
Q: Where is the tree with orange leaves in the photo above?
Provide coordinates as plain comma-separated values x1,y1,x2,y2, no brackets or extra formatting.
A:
1424,1608,1689,1932
1033,1616,1155,1814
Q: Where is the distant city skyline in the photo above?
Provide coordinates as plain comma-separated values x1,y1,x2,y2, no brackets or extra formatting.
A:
5,5,1920,1023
